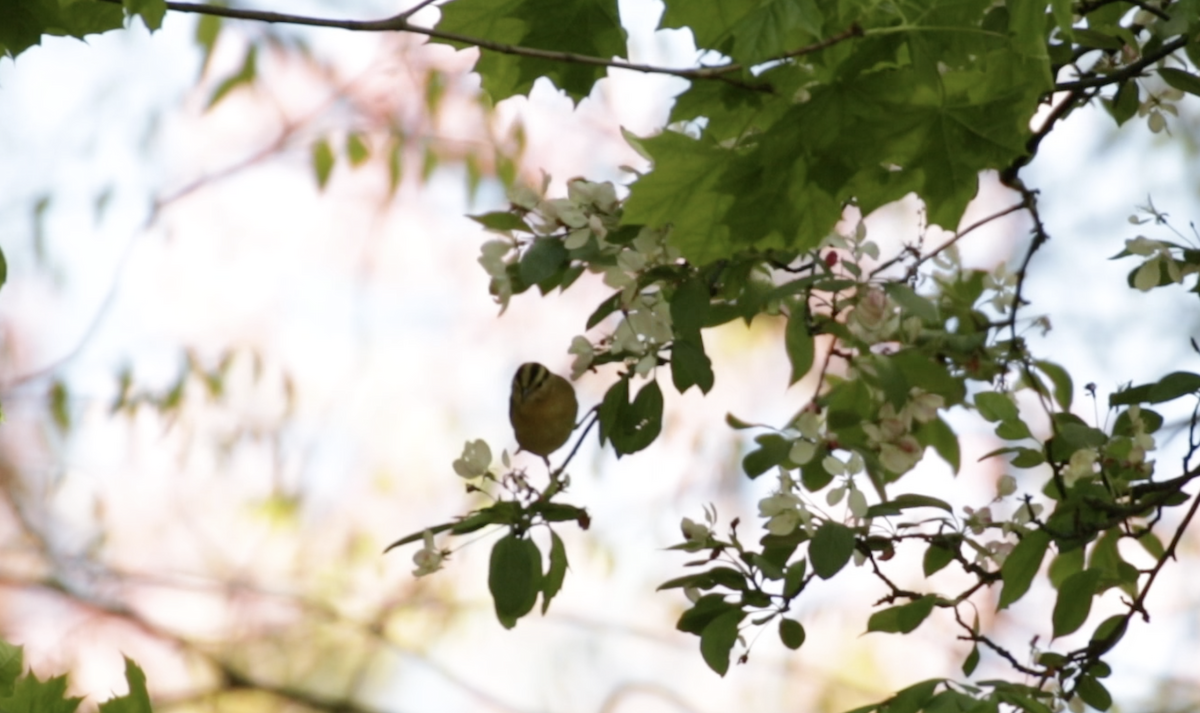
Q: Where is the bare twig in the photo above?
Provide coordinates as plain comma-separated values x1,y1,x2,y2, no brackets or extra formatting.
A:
870,201,1027,278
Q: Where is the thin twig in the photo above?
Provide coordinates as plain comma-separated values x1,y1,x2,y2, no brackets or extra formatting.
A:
870,201,1027,278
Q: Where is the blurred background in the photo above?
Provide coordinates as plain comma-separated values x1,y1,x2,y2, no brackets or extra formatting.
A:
2,1,1199,711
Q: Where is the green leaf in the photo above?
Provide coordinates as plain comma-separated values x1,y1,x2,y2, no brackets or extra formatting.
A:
0,0,124,58
963,644,980,676
518,237,568,287
785,307,814,384
725,412,755,430
623,132,736,265
1048,0,1073,36
1136,530,1165,559
1006,0,1051,60
433,0,626,103
783,558,807,598
207,44,257,109
387,137,403,194
1159,67,1200,97
98,657,152,713
975,391,1018,422
866,493,954,518
700,608,745,676
670,276,710,335
923,541,957,577
887,679,942,713
1052,568,1100,638
1047,415,1107,462
778,618,806,650
1105,80,1139,126
529,501,585,524
194,12,222,75
1148,371,1200,403
886,283,940,322
0,671,82,713
0,639,22,697
49,380,71,434
677,594,737,634
809,522,856,579
1088,615,1127,656
998,529,1050,609
1011,448,1045,468
867,595,937,634
586,292,622,329
671,335,715,394
997,693,1054,713
915,417,961,473
0,243,6,293
742,433,791,479
1071,28,1123,49
1075,675,1112,711
1112,406,1162,437
659,566,747,592
1035,360,1073,411
995,419,1032,440
470,211,533,233
541,531,568,614
761,527,809,568
345,132,370,166
661,0,821,63
1088,529,1138,595
123,0,166,31
1048,547,1084,589
311,138,335,190
800,449,835,491
1111,371,1200,405
600,379,664,456
488,533,543,629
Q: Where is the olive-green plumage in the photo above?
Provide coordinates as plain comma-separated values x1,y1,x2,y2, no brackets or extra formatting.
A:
509,362,578,460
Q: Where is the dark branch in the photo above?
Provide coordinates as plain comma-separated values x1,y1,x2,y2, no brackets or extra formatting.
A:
1055,35,1190,91
97,0,865,93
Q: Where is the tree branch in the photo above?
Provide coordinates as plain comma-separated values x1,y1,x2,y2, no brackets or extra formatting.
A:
1055,35,1190,91
98,0,862,92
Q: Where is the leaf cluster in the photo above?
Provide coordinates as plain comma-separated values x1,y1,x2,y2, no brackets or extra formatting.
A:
0,639,153,713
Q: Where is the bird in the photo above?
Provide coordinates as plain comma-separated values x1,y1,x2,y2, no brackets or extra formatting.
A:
509,362,578,463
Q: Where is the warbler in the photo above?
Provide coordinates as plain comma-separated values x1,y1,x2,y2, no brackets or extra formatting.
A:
510,362,578,462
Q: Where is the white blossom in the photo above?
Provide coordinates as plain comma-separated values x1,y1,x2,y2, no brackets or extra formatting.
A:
452,439,493,479
412,530,446,577
681,517,711,544
568,336,594,379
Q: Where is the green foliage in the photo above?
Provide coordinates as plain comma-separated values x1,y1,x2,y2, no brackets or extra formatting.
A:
312,136,336,188
785,306,814,384
598,377,664,456
0,0,122,59
809,522,856,579
12,0,1200,710
206,44,258,109
123,0,166,31
1052,569,1100,638
999,529,1050,610
432,0,626,103
0,640,152,712
489,533,543,629
866,595,937,635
